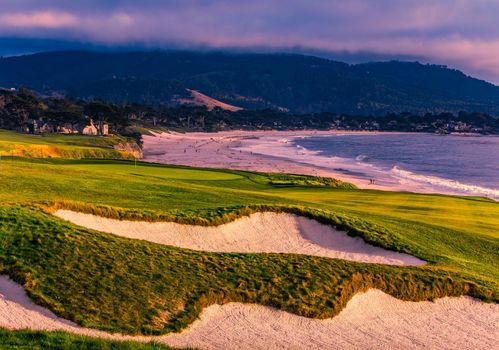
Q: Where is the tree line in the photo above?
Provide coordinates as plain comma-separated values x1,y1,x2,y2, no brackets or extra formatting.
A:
1,88,498,136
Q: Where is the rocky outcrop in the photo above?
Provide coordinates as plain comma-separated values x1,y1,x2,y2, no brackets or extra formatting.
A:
113,141,143,159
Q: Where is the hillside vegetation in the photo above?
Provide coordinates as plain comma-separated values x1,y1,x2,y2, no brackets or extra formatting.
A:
1,51,499,114
0,157,497,336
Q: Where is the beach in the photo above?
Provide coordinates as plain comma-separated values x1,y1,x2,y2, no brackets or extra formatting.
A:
142,130,467,195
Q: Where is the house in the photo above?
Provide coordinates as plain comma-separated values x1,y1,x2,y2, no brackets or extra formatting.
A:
38,122,55,133
57,124,76,134
79,120,109,136
79,120,99,135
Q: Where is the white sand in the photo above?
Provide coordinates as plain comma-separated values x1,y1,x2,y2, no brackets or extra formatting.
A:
1,275,497,349
165,290,499,350
54,210,425,266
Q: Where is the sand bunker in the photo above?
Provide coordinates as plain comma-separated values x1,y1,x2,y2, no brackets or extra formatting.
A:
164,290,499,350
1,275,497,349
54,210,425,266
0,275,141,340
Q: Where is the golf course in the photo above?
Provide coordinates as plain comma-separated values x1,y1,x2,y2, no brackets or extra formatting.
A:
0,131,497,349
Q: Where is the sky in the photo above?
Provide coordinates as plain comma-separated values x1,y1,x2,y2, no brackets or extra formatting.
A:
1,0,499,84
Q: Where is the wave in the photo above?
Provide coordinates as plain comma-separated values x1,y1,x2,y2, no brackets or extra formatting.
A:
355,154,369,162
391,166,499,198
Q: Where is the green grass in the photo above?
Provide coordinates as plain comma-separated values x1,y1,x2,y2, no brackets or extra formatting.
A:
0,156,497,339
0,329,179,349
0,130,139,159
264,173,356,189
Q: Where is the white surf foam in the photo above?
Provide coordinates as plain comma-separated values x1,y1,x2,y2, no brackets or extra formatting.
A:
391,166,499,199
237,136,498,199
237,137,373,172
355,154,370,162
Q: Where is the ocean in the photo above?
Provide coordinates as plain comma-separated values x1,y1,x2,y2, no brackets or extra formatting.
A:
294,133,499,199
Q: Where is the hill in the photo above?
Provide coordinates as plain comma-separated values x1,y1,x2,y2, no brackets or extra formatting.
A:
1,51,499,114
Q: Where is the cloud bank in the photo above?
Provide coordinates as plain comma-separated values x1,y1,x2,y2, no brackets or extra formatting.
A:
0,0,498,83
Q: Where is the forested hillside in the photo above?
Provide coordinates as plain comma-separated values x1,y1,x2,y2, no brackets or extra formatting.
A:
1,51,499,114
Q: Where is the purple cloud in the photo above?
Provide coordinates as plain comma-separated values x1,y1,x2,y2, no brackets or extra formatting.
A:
0,0,498,83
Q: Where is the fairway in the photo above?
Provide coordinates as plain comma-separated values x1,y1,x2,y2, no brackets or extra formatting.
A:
64,162,244,181
0,156,497,338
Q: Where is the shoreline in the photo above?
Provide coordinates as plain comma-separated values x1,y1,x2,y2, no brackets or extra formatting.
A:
142,130,411,191
141,130,497,197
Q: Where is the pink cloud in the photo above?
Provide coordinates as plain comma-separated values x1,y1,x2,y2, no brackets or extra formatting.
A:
0,1,498,83
0,11,79,29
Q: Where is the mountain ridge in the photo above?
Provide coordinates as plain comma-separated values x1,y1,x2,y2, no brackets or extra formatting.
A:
1,50,498,115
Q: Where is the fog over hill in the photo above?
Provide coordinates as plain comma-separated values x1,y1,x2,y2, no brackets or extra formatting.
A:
1,50,499,115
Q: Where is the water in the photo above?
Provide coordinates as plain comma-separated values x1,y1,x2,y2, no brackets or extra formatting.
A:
295,133,499,199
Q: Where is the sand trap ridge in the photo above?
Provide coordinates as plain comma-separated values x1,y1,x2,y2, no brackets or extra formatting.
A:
1,275,496,349
54,210,425,266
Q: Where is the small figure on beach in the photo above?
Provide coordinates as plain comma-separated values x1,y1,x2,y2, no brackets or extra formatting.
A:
369,178,376,185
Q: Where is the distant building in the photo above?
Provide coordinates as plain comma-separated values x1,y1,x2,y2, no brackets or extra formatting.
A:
25,118,109,136
38,122,55,133
78,120,109,135
57,124,76,134
101,122,109,135
80,120,99,135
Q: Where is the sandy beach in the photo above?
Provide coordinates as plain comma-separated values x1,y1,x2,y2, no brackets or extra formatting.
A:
142,130,458,194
